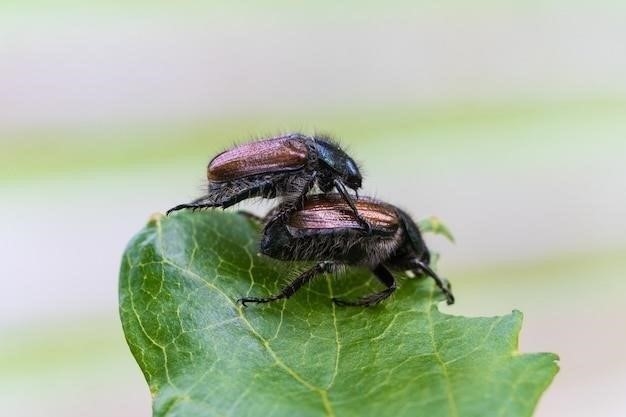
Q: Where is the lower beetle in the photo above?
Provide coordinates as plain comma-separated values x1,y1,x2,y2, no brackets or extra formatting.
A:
166,133,368,228
239,194,454,307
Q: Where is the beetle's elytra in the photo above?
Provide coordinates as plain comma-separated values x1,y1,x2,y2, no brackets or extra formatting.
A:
208,137,308,182
238,194,455,307
166,133,367,227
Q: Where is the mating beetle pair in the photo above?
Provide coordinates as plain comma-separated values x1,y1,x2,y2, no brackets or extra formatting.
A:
168,133,454,307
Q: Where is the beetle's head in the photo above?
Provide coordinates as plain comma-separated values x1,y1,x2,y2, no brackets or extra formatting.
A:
313,137,362,192
397,208,455,305
396,208,430,262
417,246,431,266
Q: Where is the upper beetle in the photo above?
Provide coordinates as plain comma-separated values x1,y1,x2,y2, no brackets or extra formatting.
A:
239,194,454,307
167,133,367,226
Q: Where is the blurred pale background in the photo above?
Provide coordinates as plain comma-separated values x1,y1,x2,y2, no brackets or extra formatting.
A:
1,2,625,416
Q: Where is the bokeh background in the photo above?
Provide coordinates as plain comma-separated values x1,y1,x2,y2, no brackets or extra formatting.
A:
2,2,625,416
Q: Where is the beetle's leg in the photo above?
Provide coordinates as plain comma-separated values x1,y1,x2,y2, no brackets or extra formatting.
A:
237,207,283,225
166,181,276,215
287,172,317,211
165,196,219,215
236,211,264,223
264,173,317,229
333,179,371,233
238,261,336,306
412,260,455,305
215,181,278,209
332,264,396,307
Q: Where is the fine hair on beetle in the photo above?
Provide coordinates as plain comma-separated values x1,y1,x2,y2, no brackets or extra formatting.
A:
238,193,454,307
166,132,368,228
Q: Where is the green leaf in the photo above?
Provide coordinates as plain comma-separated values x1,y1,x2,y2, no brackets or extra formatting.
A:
419,216,456,243
119,211,558,417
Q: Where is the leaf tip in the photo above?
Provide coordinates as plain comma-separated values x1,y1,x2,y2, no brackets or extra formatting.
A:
147,212,165,227
419,216,455,243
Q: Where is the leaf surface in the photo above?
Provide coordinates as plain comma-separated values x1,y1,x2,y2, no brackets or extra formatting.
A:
119,211,558,417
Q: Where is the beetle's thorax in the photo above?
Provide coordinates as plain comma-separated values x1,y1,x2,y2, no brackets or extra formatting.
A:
312,138,362,190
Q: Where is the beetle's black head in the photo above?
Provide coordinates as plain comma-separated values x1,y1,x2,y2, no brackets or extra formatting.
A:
396,208,431,264
313,137,362,191
417,245,431,266
397,209,455,305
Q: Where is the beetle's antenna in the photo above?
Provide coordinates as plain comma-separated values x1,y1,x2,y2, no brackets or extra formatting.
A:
412,260,455,305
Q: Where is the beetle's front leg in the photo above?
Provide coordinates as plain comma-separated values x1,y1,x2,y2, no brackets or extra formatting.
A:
412,260,455,305
333,179,371,233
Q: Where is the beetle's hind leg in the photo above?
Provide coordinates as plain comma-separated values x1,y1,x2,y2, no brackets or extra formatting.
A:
166,196,220,215
166,180,278,215
238,261,336,306
216,180,280,209
332,264,396,307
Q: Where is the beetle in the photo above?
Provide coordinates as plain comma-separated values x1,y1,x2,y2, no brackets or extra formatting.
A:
166,133,368,227
238,194,454,307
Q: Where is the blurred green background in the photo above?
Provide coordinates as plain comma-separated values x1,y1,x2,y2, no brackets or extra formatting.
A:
2,2,625,416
